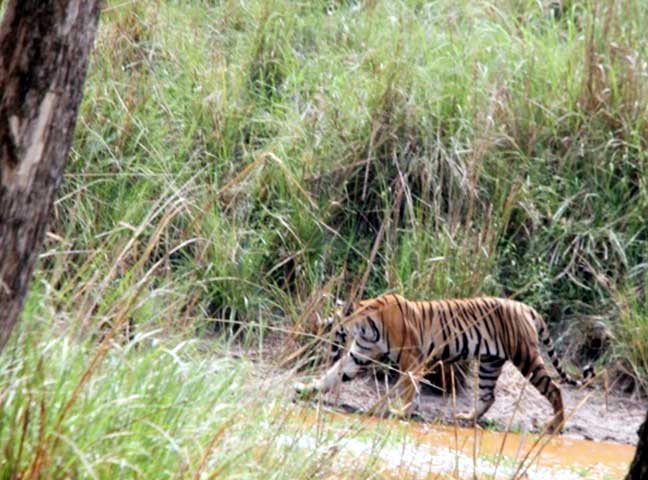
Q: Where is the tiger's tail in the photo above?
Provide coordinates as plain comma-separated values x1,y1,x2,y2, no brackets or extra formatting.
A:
535,312,594,387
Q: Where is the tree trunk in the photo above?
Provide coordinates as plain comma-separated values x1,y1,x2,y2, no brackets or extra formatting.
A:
0,0,101,351
626,409,648,479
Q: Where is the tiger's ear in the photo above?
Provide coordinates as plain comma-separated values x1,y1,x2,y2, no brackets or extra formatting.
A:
343,302,354,317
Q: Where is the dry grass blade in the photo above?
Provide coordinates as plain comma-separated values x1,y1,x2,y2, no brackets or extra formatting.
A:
192,417,236,480
492,375,528,479
450,366,459,479
471,357,479,480
512,390,596,479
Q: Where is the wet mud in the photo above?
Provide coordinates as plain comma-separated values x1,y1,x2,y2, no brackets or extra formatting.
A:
298,409,636,479
316,362,646,445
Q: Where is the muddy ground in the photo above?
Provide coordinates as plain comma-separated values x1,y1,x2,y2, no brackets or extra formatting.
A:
312,362,647,445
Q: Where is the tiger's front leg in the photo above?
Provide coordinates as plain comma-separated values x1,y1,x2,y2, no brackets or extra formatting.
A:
294,348,367,399
388,351,424,419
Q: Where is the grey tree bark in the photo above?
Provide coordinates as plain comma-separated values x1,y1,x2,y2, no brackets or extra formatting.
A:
0,1,102,351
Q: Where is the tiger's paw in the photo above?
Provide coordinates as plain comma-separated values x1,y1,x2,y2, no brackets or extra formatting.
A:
389,404,416,420
454,412,475,422
293,382,318,401
389,407,409,419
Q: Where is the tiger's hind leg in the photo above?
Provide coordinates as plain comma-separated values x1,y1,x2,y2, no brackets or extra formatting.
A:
456,356,505,422
515,349,565,434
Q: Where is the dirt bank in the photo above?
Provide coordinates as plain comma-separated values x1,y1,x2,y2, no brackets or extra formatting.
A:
312,362,647,445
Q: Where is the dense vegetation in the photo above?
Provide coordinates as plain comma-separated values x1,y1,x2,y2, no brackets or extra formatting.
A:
1,0,646,477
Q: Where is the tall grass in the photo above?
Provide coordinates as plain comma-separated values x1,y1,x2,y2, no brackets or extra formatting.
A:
59,0,646,367
1,0,647,475
0,308,405,478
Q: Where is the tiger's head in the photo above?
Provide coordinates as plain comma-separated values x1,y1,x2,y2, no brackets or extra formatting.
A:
320,297,389,365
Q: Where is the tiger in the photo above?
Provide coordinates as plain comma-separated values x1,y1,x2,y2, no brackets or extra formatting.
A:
294,294,594,433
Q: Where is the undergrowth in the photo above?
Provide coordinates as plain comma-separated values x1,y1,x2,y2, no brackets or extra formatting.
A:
0,310,622,479
58,0,647,379
1,0,647,476
0,307,395,478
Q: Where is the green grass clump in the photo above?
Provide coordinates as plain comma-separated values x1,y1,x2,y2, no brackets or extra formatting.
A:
58,0,647,371
2,0,648,475
0,307,403,479
2,313,615,479
42,0,648,383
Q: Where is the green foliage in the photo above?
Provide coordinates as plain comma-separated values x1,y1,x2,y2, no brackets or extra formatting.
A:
42,0,648,374
1,314,615,479
0,309,393,478
4,3,648,474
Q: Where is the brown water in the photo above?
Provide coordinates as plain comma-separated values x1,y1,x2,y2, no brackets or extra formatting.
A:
411,421,634,478
304,410,635,479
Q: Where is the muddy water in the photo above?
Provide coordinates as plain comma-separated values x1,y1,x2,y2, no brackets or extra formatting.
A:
306,410,635,479
411,421,634,479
